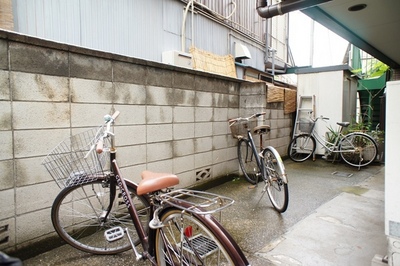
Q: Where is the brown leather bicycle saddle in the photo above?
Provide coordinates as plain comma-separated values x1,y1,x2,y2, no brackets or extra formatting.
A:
137,171,179,195
253,125,271,135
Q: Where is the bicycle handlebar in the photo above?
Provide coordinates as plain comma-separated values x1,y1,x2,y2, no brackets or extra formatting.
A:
228,112,266,124
313,115,329,122
96,111,120,154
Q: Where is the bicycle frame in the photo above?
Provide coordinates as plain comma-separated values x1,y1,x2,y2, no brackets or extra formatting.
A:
98,115,249,265
99,125,157,263
111,160,157,264
244,129,265,183
307,117,346,154
244,128,288,184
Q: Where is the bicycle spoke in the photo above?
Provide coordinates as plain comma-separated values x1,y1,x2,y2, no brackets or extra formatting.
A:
339,133,377,167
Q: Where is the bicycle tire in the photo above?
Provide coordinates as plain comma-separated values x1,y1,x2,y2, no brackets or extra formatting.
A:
51,177,150,255
287,134,316,162
154,207,249,266
238,138,260,184
262,147,289,213
339,132,378,168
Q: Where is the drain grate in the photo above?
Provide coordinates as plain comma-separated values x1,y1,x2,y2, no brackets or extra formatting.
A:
332,171,353,178
181,234,218,258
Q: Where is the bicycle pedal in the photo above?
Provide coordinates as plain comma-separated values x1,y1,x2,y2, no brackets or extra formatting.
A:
104,226,125,242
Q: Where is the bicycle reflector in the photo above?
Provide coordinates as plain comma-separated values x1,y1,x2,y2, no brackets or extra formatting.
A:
184,226,193,237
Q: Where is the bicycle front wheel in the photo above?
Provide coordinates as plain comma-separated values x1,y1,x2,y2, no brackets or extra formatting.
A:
51,178,150,255
238,138,260,184
154,208,249,266
262,147,289,213
339,133,378,167
287,134,316,162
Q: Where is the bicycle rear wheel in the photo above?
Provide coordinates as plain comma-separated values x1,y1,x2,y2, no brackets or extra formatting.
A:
339,132,378,167
287,134,316,162
262,147,289,213
51,178,150,255
238,138,260,184
154,208,249,266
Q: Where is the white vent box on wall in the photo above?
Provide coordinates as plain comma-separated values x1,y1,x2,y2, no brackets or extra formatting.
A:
162,50,192,68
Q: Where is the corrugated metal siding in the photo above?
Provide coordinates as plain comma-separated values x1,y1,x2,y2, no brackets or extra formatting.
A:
12,0,288,69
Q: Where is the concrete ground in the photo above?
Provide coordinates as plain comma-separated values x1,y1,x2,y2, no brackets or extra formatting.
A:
21,158,387,266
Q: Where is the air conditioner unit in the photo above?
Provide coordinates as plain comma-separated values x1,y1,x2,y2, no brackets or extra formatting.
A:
162,50,192,68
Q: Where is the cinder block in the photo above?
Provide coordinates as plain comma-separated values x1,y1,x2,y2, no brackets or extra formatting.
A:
0,160,13,190
114,82,146,104
71,103,113,127
194,137,212,153
213,107,228,122
213,93,229,108
15,157,51,187
0,70,10,100
115,105,146,125
9,42,69,76
194,122,213,137
113,61,146,84
147,106,172,124
173,123,194,140
147,141,173,162
147,67,173,88
114,125,146,145
147,124,172,143
172,72,195,90
71,78,113,103
147,159,173,174
173,106,194,123
0,131,12,160
116,144,147,167
213,148,227,164
14,128,69,158
0,39,8,70
173,155,194,173
195,151,213,169
15,182,58,215
213,121,228,135
11,72,68,101
0,189,14,220
13,102,70,129
146,85,174,105
0,218,16,251
195,107,213,122
173,139,194,157
174,89,195,106
0,101,11,130
70,53,112,81
196,91,213,107
16,208,53,243
213,135,228,150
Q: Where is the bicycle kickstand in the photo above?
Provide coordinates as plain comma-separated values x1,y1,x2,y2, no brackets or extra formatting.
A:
104,226,143,261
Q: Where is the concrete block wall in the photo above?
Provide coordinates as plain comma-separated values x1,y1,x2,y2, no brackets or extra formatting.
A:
0,29,293,253
239,82,292,156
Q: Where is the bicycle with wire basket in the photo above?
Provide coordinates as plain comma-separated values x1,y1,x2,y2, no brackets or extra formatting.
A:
228,112,289,213
287,113,378,169
42,111,250,265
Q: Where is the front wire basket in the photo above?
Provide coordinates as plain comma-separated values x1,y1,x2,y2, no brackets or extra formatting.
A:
42,126,110,189
229,119,256,139
159,189,234,215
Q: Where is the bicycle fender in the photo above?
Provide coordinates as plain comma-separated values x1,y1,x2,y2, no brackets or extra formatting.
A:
265,146,288,184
